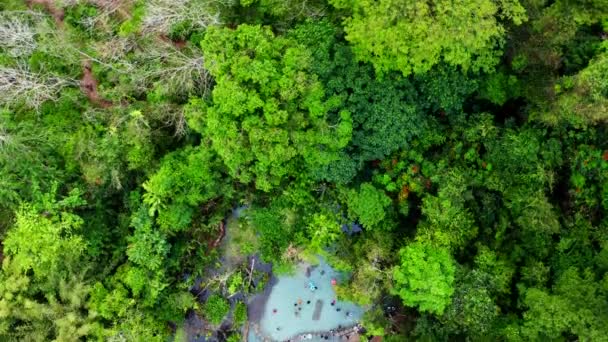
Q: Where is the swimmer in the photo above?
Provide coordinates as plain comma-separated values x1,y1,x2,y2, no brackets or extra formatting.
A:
307,300,311,304
298,298,303,305
272,308,277,314
336,308,341,312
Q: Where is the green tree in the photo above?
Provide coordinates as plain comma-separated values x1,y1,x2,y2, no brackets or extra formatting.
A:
203,294,230,325
330,0,526,75
393,241,456,314
345,183,392,230
568,144,608,212
505,189,560,258
335,231,395,305
0,188,100,340
233,301,248,326
478,70,521,106
520,288,573,340
544,51,608,125
250,205,293,264
142,145,230,232
521,268,608,340
0,109,66,213
508,0,608,125
3,188,87,280
442,268,500,337
414,65,479,114
0,260,99,341
321,44,432,162
417,169,478,249
192,24,352,190
236,0,327,23
306,212,342,253
122,207,171,307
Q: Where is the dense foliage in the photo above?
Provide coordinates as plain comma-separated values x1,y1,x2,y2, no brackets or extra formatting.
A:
1,0,607,340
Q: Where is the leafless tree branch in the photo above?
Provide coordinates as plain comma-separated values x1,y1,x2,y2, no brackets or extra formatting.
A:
0,65,76,109
0,16,37,57
141,0,229,35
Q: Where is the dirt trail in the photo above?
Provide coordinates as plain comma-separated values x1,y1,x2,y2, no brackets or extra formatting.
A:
25,0,115,108
210,221,226,249
80,60,113,108
25,0,190,109
159,35,188,49
26,0,64,26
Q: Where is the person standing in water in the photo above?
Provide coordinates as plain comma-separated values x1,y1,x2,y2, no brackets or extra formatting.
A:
308,281,318,291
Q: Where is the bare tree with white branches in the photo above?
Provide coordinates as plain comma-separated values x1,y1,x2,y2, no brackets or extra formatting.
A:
141,0,229,35
138,42,212,97
0,65,75,109
0,16,37,57
98,38,212,102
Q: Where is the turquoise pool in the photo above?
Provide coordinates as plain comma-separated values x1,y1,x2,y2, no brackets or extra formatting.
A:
248,259,364,341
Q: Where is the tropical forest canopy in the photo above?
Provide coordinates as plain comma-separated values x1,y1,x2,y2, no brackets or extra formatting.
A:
0,0,607,340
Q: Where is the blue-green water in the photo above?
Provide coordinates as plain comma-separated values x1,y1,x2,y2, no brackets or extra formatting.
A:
248,259,364,341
